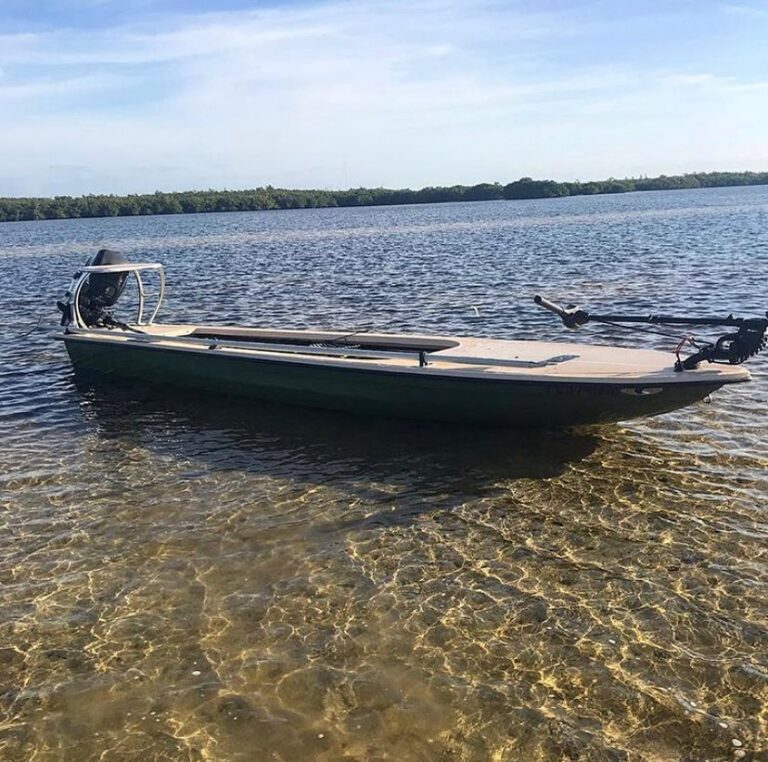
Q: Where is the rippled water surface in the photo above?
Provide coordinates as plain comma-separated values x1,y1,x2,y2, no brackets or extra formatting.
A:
1,188,767,761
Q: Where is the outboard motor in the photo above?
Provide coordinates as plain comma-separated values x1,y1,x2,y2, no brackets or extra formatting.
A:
78,249,129,326
59,249,129,327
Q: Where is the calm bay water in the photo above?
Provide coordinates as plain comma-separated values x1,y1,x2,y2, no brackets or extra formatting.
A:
1,187,767,760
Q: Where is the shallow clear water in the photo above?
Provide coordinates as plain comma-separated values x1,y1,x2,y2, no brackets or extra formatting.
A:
0,187,766,760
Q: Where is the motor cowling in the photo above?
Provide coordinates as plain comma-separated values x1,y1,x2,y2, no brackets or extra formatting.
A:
79,249,129,326
59,249,129,327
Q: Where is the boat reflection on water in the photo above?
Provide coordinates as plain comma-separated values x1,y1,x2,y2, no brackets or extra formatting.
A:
72,370,599,509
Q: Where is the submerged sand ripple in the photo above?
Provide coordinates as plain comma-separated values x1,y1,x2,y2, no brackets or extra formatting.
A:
1,191,767,760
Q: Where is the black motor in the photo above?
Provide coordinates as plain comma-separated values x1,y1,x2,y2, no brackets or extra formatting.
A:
59,249,129,327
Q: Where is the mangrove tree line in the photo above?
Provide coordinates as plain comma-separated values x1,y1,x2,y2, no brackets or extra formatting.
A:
1,171,766,223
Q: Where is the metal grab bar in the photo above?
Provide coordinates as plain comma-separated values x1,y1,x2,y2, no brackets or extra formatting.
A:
79,263,164,273
70,262,166,328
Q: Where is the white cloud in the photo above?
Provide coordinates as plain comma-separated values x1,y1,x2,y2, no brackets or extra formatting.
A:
719,3,768,18
0,72,120,99
662,72,768,92
0,19,333,66
0,1,570,67
0,0,766,196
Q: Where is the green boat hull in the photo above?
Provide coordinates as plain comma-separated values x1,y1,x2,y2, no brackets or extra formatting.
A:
63,337,721,427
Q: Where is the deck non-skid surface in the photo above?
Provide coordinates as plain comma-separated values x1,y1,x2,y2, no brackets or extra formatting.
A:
66,325,751,386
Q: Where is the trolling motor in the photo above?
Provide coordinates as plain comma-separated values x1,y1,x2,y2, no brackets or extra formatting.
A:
58,249,129,327
534,295,768,371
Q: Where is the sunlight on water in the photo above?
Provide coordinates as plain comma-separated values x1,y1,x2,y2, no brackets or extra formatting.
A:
0,187,766,760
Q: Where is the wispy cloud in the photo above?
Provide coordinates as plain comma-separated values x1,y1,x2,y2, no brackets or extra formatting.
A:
0,18,334,66
662,72,768,92
0,72,120,99
719,3,768,19
0,0,766,196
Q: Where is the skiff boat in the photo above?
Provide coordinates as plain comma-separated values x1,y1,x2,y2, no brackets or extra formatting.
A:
58,251,767,427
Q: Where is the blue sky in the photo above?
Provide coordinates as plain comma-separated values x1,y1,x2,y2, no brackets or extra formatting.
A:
1,0,767,196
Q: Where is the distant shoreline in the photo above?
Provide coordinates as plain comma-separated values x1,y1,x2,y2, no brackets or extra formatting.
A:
1,171,766,223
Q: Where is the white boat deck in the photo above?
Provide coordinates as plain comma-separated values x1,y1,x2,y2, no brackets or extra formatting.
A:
436,337,750,383
68,323,751,387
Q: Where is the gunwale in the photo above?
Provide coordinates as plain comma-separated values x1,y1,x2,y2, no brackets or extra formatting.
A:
62,323,751,388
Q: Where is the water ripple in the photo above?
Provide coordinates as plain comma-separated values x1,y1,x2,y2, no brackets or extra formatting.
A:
0,187,766,760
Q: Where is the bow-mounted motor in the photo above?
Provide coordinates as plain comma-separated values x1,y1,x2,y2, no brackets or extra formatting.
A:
681,317,768,370
534,295,768,371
